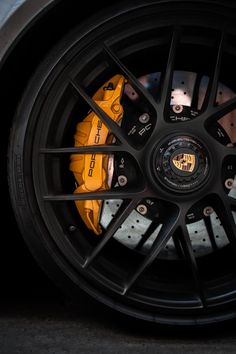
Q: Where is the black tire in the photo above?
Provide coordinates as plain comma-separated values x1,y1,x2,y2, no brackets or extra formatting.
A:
8,0,236,325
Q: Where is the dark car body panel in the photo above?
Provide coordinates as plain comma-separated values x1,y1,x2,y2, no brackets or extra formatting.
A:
2,0,236,68
0,0,56,65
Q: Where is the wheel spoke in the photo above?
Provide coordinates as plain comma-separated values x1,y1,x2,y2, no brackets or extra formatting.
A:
123,208,180,295
213,195,236,254
229,196,236,209
83,199,138,268
201,32,224,112
103,44,158,113
179,225,206,307
135,222,160,251
158,27,181,113
43,189,145,201
40,145,125,155
191,74,203,110
204,96,236,125
203,217,218,251
70,80,133,149
230,147,236,157
172,231,185,259
222,145,236,158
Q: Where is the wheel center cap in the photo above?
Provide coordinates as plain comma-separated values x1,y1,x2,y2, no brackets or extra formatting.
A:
154,136,210,192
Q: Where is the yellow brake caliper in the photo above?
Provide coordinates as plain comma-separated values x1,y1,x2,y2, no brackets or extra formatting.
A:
70,75,125,235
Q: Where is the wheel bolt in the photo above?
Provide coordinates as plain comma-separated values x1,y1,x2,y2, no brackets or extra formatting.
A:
172,105,184,114
137,204,148,215
203,206,214,217
139,113,150,124
69,225,76,232
118,175,128,186
225,178,234,189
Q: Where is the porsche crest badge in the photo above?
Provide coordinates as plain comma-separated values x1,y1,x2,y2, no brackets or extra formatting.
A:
172,153,196,173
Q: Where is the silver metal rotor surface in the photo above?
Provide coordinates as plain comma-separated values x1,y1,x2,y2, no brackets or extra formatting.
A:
100,71,236,259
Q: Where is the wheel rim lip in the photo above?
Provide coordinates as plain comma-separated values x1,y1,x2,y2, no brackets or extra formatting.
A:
16,0,236,320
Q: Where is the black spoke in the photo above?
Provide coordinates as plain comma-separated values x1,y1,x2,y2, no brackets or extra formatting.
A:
135,222,160,251
123,209,180,295
70,80,133,148
191,74,203,110
103,43,158,113
159,27,181,113
222,145,236,158
83,199,138,268
43,189,146,201
214,196,236,255
229,148,236,157
179,225,206,307
204,217,218,251
229,196,236,209
40,145,125,155
172,231,185,259
201,32,224,112
205,96,236,125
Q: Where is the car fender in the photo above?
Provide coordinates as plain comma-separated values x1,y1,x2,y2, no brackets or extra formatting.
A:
0,0,56,67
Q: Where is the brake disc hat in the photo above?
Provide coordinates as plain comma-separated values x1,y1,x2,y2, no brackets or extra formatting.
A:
8,0,236,325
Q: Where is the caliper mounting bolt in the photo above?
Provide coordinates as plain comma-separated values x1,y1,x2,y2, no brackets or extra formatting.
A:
139,113,150,124
172,105,184,114
137,204,148,215
225,178,234,189
203,206,214,217
118,175,128,186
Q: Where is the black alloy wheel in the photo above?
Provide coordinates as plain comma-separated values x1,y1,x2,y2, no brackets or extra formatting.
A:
8,0,236,325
